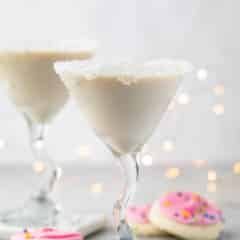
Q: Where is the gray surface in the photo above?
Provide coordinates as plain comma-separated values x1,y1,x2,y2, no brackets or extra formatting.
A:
0,165,239,239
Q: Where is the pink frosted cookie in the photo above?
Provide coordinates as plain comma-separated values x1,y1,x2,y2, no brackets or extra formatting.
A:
126,204,166,236
149,192,224,240
11,228,83,240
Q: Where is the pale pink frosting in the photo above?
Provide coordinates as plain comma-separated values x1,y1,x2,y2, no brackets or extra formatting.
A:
159,192,223,225
126,204,152,224
11,228,83,240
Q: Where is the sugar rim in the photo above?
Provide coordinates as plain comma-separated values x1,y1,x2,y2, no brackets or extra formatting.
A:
54,59,194,79
0,39,97,54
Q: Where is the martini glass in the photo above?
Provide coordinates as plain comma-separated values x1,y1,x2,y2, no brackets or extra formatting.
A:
55,60,193,240
0,41,95,227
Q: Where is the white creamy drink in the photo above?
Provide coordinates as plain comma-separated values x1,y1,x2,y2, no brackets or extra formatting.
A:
55,61,192,155
0,48,94,123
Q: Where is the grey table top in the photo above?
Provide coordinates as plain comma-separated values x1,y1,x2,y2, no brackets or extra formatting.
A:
0,165,239,239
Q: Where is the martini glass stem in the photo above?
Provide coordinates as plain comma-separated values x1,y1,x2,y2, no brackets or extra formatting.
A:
0,117,61,226
25,116,61,200
113,153,140,240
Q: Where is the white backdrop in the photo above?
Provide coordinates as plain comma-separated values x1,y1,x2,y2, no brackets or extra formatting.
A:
0,0,239,166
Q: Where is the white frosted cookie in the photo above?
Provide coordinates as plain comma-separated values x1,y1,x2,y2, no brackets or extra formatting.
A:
11,228,83,240
126,204,166,236
149,192,224,240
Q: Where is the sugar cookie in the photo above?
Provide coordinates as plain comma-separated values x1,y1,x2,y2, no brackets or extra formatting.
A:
149,192,224,240
126,204,166,236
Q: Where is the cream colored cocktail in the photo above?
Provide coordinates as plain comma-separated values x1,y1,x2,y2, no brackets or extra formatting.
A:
55,60,193,240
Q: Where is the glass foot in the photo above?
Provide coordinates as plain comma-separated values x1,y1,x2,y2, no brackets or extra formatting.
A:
0,196,60,228
117,220,134,240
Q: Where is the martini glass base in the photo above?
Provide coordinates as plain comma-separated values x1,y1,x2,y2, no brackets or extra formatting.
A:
117,220,133,240
0,196,61,228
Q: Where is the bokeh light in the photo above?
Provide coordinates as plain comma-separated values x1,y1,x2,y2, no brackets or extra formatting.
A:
177,93,190,105
208,170,217,181
76,145,91,158
212,104,224,115
165,167,180,179
141,154,153,166
197,68,208,80
162,140,175,152
233,162,240,175
0,139,6,149
213,84,225,96
33,161,45,173
91,183,103,193
207,182,217,193
192,159,207,168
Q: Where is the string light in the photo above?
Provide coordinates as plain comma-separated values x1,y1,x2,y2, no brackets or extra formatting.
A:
197,68,208,80
90,183,103,193
213,84,225,96
212,104,224,115
177,93,190,105
33,161,45,173
165,167,180,179
76,145,91,158
207,182,217,193
233,162,240,175
162,140,175,152
141,154,153,166
208,170,217,181
0,139,6,149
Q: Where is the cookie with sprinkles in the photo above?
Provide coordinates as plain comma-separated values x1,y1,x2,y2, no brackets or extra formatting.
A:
11,228,83,240
126,204,167,236
149,192,224,240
